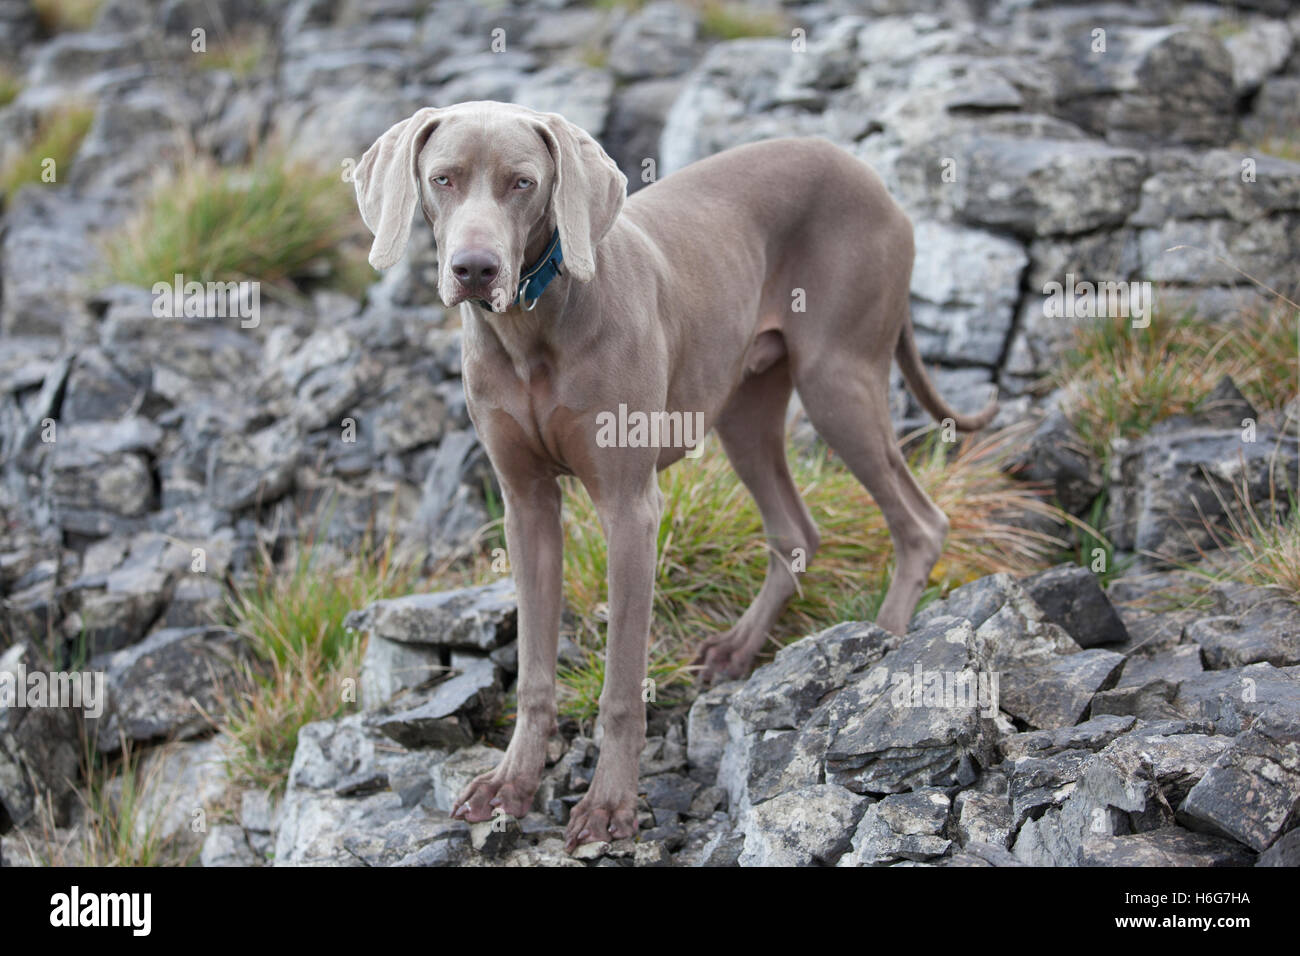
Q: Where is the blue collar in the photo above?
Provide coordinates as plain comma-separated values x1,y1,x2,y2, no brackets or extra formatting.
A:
480,229,564,311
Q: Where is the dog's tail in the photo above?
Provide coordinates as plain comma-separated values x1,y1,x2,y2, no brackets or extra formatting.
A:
894,312,998,432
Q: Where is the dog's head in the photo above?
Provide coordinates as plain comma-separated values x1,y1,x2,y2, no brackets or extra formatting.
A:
353,101,626,310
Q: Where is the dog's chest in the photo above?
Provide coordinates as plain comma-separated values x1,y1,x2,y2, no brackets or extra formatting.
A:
462,325,590,472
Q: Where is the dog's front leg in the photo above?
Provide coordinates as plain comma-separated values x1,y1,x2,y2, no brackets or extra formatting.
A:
452,476,563,822
565,474,662,850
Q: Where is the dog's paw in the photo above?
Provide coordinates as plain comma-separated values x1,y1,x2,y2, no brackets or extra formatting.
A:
695,629,758,684
564,788,638,851
450,769,537,823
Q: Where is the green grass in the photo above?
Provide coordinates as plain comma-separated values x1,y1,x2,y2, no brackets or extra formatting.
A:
1055,302,1298,462
0,103,94,201
194,28,271,79
101,150,370,296
1183,474,1300,601
221,528,426,792
75,736,197,867
695,0,785,40
0,69,22,108
589,0,783,39
32,0,101,33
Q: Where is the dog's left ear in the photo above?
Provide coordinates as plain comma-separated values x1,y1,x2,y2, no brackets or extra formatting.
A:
534,113,626,283
353,107,448,270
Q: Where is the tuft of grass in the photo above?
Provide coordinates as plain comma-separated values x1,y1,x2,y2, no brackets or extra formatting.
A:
28,733,198,867
0,68,22,108
221,527,425,793
1252,135,1300,163
194,28,271,79
694,0,785,40
0,103,95,201
32,0,101,34
1184,466,1300,600
101,151,370,296
1055,303,1298,462
526,429,1069,719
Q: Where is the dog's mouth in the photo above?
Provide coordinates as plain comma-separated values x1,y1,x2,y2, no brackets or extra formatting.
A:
441,267,516,311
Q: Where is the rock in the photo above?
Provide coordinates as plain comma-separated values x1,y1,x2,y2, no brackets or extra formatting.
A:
274,714,457,866
1001,714,1140,761
909,220,1027,368
0,643,81,827
949,136,1147,237
839,789,951,866
1242,75,1300,142
608,1,699,81
207,422,299,512
953,775,1015,849
1004,409,1103,515
1072,828,1255,867
1164,663,1299,733
685,680,738,776
1178,707,1300,852
728,621,894,732
359,633,447,709
823,616,1000,794
1021,564,1130,649
1000,647,1126,730
1115,646,1204,689
1007,749,1096,829
90,626,249,751
200,824,259,867
1013,729,1233,865
1049,24,1236,147
1107,426,1299,561
513,65,615,137
1185,589,1300,669
347,578,517,653
470,816,521,856
1256,828,1300,867
639,725,689,776
1223,19,1292,94
371,656,500,749
127,738,233,854
606,77,684,192
643,772,700,815
660,38,801,175
736,784,868,867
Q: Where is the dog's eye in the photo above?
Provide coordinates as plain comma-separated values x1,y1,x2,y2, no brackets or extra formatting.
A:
432,175,451,187
514,178,533,190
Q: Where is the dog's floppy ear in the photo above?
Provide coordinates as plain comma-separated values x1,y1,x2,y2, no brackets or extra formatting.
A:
534,112,626,283
353,107,447,270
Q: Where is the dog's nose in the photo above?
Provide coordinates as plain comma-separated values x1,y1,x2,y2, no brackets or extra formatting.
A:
450,248,500,289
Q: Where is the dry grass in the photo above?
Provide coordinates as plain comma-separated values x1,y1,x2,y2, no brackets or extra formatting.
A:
693,0,786,40
221,530,426,792
32,0,101,33
0,103,95,201
1185,463,1300,601
1056,301,1298,461
195,28,272,78
0,68,21,108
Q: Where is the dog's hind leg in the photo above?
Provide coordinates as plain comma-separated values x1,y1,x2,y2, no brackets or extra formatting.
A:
697,349,820,681
792,349,948,636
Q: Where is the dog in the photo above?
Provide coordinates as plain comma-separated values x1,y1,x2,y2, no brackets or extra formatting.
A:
353,101,996,850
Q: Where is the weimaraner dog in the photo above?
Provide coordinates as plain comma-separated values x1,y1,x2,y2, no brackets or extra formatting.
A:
353,101,995,850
